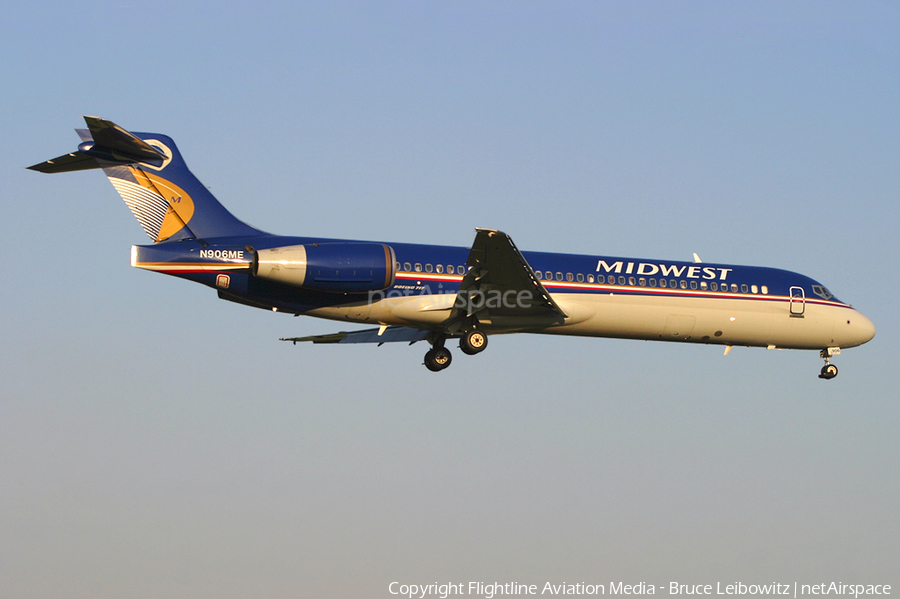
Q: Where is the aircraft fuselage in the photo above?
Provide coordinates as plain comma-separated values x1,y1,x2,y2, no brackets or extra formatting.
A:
131,235,876,354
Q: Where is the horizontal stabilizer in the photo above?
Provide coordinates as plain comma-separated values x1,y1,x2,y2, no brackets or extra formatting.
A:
281,326,430,345
28,151,100,173
82,116,167,163
28,116,167,173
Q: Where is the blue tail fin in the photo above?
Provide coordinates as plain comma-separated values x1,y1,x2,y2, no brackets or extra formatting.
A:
29,116,265,242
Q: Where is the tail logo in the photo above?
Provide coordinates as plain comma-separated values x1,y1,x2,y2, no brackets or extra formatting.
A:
108,165,195,242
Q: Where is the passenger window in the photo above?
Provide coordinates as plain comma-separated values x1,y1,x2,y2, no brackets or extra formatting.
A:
587,274,595,283
404,262,412,271
761,285,768,294
741,284,748,293
566,273,574,282
680,280,687,289
576,273,584,283
731,284,738,292
618,276,626,285
459,266,466,274
425,264,433,273
556,272,563,281
711,282,718,291
628,276,636,286
670,280,677,288
414,263,422,272
534,270,542,279
700,281,707,290
690,281,698,290
447,265,454,274
649,278,657,287
597,275,605,284
751,284,758,294
639,278,646,286
659,279,667,288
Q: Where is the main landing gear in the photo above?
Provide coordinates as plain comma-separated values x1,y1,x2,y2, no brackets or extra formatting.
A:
424,346,452,372
818,347,840,380
423,329,489,371
459,329,488,355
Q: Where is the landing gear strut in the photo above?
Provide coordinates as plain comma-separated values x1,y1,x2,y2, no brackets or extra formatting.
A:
818,347,840,380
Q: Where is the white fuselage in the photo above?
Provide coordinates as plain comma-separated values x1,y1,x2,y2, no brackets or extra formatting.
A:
309,287,875,351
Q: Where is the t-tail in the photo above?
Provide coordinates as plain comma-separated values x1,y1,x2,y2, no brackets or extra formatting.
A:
28,116,264,242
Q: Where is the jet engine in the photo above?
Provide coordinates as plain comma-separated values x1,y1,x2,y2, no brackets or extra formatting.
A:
253,243,396,293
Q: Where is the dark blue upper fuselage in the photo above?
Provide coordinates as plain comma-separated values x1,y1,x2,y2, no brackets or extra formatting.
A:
133,233,848,315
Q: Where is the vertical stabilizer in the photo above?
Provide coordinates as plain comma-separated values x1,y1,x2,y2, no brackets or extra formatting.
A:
30,117,265,242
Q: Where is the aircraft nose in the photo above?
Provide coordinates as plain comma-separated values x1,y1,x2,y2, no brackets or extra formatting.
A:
838,310,876,347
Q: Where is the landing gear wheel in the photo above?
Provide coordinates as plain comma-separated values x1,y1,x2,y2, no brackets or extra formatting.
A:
459,330,488,355
818,348,840,380
819,364,838,380
424,347,453,372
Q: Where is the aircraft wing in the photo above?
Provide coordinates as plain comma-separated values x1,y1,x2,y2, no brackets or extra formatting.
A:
446,228,566,332
281,326,430,345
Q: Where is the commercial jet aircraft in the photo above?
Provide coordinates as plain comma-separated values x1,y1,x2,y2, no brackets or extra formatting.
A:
30,117,875,378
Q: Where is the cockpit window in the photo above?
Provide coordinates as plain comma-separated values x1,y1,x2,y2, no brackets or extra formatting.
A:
812,285,833,300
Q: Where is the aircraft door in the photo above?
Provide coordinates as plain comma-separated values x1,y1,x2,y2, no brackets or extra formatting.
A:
789,286,805,316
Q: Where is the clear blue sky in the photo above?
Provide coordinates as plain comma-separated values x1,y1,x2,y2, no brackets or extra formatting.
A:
2,2,898,597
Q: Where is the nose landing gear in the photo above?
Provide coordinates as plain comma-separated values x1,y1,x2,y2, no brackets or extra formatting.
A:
818,347,840,380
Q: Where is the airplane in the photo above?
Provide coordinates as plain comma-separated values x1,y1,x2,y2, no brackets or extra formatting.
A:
29,117,875,378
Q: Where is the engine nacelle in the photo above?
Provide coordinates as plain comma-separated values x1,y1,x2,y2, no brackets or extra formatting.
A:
253,243,396,293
